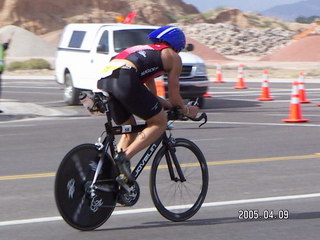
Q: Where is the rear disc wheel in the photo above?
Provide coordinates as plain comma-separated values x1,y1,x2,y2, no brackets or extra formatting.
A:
55,144,118,230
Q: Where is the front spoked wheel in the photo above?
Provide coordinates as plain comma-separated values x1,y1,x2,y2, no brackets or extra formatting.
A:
54,144,118,231
150,138,209,221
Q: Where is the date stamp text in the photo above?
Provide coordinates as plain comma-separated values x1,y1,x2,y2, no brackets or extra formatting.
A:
238,209,289,220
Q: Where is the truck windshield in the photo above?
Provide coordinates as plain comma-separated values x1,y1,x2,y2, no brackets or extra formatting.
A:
114,29,154,52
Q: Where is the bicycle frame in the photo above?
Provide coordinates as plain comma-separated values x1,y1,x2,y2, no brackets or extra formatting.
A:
89,94,205,189
87,98,159,188
102,119,174,180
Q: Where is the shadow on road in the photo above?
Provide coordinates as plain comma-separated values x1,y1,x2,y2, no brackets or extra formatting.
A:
96,211,320,232
0,113,39,122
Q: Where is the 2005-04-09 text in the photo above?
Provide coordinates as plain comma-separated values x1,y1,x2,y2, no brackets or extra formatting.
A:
238,209,289,220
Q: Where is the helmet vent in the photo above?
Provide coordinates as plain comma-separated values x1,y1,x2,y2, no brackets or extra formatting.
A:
156,27,177,38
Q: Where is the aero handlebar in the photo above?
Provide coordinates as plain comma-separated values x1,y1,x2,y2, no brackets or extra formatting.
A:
167,107,207,127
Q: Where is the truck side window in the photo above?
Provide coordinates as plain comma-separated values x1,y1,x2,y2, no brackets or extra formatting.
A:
97,31,109,53
68,31,86,48
114,29,153,52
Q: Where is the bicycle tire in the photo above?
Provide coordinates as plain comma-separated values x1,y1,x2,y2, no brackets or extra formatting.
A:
55,144,118,231
150,138,209,222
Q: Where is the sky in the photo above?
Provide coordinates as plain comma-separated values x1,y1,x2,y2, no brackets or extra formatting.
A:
183,0,302,12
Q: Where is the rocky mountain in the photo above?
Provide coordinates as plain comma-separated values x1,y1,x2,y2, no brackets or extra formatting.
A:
0,0,199,35
260,0,320,22
175,23,295,56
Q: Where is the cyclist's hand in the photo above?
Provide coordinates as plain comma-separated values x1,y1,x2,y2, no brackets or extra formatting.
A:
186,105,199,118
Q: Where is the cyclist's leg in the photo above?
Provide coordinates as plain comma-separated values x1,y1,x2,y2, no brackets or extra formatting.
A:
107,101,166,160
117,115,138,152
124,109,166,159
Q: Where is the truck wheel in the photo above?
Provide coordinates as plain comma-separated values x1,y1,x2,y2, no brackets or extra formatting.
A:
64,72,80,105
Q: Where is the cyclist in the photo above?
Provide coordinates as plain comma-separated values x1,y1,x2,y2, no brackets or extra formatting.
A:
97,25,199,182
0,36,11,113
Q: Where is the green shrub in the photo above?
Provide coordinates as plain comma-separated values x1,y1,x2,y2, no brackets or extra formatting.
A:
201,10,217,19
7,59,51,70
245,13,260,20
163,10,178,22
296,16,320,24
201,7,229,19
259,20,273,28
276,22,289,30
7,61,25,70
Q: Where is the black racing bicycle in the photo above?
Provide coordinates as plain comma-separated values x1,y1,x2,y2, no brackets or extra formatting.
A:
54,93,209,231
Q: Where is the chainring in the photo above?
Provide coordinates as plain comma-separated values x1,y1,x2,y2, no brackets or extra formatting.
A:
117,181,140,207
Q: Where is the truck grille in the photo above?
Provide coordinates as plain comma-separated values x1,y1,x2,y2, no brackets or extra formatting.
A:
181,66,192,77
164,65,192,80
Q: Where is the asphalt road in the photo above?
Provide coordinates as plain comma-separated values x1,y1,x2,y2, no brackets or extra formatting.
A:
0,77,320,240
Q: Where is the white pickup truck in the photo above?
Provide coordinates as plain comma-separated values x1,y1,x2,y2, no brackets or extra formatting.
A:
55,23,209,107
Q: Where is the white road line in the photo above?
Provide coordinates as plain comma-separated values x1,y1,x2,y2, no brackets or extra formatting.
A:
1,192,320,227
0,123,36,128
0,217,63,227
3,117,319,128
185,120,320,127
1,114,319,128
192,138,225,142
3,77,54,81
3,90,60,95
0,132,33,137
0,117,88,127
210,121,320,127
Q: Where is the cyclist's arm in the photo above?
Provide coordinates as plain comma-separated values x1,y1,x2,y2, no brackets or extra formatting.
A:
144,79,172,109
162,49,184,107
162,48,199,117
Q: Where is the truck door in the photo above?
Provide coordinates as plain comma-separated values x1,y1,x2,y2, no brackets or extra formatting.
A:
89,29,113,91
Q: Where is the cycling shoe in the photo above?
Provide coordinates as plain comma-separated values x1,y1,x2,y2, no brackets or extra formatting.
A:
114,151,134,183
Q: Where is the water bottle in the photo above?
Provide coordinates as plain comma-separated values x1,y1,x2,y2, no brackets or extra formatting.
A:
79,92,94,110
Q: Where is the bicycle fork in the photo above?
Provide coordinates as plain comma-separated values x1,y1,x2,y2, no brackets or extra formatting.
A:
164,136,186,183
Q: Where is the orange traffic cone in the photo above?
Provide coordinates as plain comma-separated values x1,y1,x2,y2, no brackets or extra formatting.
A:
155,77,166,99
282,81,309,123
233,64,248,89
257,69,274,101
298,72,311,103
214,63,225,83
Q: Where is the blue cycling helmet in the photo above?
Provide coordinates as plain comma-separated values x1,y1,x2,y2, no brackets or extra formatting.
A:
148,26,186,52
